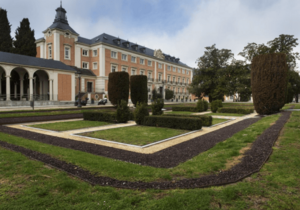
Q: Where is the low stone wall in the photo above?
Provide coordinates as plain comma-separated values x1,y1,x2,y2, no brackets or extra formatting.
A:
0,100,74,107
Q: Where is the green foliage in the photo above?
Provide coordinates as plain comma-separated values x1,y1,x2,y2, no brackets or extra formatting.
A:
218,108,254,114
13,18,36,56
83,111,117,123
172,106,197,112
108,72,129,106
116,100,130,123
134,102,149,125
203,100,209,111
0,9,12,52
211,100,222,113
151,98,164,115
165,89,174,100
143,116,202,130
163,114,212,126
196,100,204,112
152,89,162,100
252,53,288,115
130,75,148,106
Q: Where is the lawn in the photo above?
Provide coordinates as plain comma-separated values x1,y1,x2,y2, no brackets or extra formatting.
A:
205,113,246,117
212,118,229,125
0,110,83,118
1,112,299,209
29,120,112,131
164,111,194,115
81,126,189,146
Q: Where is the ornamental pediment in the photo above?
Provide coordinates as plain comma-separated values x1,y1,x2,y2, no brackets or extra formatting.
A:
154,49,165,60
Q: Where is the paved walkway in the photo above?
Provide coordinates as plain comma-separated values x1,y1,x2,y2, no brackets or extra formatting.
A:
7,112,259,154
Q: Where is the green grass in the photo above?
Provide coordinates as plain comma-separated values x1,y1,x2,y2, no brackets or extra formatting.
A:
205,113,246,117
164,111,194,115
212,118,229,125
0,113,280,183
29,120,112,131
0,110,83,118
81,126,188,146
1,112,300,209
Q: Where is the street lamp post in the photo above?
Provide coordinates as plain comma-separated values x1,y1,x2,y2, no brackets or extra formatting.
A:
77,71,82,108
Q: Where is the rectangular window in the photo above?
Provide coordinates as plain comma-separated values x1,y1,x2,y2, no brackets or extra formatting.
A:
187,71,189,75
132,69,136,75
168,66,170,70
122,54,127,61
82,62,88,69
158,74,162,81
65,47,70,59
148,85,151,92
122,67,127,72
111,51,117,58
148,60,152,66
178,68,181,73
173,77,175,82
182,78,185,84
178,78,180,83
148,72,152,79
111,65,117,72
48,46,52,58
187,78,189,84
158,63,162,69
93,62,98,69
182,69,185,74
131,56,136,63
82,50,88,56
93,50,97,56
173,67,176,72
167,76,170,82
87,82,93,93
140,70,144,75
140,58,145,65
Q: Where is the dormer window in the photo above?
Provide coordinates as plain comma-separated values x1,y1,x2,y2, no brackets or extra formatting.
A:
113,38,121,45
132,44,138,50
65,32,69,36
140,47,146,53
122,41,130,48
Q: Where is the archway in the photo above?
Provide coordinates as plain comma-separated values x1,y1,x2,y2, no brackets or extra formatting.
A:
33,70,49,100
0,66,5,100
10,67,30,101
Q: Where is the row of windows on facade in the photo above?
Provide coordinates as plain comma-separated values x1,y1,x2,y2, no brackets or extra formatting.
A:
111,51,189,75
147,86,188,94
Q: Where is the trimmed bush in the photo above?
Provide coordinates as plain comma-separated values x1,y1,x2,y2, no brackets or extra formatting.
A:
130,75,148,106
143,116,202,130
218,108,254,114
116,100,130,123
203,100,209,111
163,114,212,126
134,102,149,125
152,98,164,115
83,111,117,123
165,89,174,100
210,100,222,113
251,53,288,115
172,106,197,112
196,100,204,112
108,72,129,106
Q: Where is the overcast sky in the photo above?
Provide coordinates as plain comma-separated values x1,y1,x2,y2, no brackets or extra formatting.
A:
1,0,300,69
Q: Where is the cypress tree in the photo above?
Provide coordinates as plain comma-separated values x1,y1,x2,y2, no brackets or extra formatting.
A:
0,8,13,52
13,18,36,56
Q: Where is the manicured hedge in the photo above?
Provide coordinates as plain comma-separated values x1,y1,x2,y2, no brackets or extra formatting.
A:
130,75,148,106
83,111,117,123
172,106,197,112
218,108,254,114
108,72,129,106
251,53,287,115
163,114,212,126
143,116,202,130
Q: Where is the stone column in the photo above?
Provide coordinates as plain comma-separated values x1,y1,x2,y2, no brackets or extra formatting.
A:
20,79,24,99
14,83,17,98
6,76,11,101
0,75,2,95
49,79,53,101
29,77,33,101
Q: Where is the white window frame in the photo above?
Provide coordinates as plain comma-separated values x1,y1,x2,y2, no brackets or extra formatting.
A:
158,63,162,69
82,49,89,56
148,60,152,66
64,46,70,60
82,62,89,69
182,69,185,74
140,58,145,65
173,67,176,72
178,77,180,83
182,78,185,84
148,71,152,79
48,45,52,59
173,76,175,82
187,70,189,75
93,62,98,70
121,54,127,61
131,56,136,63
93,50,98,57
140,70,145,75
158,73,162,81
111,64,118,72
178,68,181,73
187,78,189,84
111,51,117,59
167,75,170,82
131,68,136,75
168,66,170,71
121,66,128,72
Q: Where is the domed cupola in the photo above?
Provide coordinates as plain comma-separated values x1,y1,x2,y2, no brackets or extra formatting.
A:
54,3,68,24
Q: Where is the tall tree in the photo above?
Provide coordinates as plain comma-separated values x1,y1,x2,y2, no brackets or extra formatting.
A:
189,44,233,101
0,8,13,52
13,18,36,56
238,43,271,63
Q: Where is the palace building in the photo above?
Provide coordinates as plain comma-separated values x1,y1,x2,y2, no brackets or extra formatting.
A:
0,4,193,106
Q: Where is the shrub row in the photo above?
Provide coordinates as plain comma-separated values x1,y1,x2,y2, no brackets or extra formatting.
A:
172,106,197,112
143,116,202,130
163,114,212,126
83,111,117,123
211,100,223,113
218,108,254,114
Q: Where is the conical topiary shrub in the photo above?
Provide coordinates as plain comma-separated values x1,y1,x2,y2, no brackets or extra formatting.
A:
251,53,288,115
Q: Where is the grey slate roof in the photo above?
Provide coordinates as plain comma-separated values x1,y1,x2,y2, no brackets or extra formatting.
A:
0,51,76,72
45,21,79,35
77,33,192,68
69,66,96,77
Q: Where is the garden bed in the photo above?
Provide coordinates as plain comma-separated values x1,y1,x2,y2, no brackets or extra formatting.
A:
0,112,290,190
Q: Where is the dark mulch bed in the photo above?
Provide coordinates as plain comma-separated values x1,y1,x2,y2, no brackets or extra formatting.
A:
0,114,83,125
0,112,290,190
0,115,259,168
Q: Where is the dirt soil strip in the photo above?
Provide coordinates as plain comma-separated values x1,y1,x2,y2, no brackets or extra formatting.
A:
0,117,260,168
0,112,290,190
0,114,83,125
